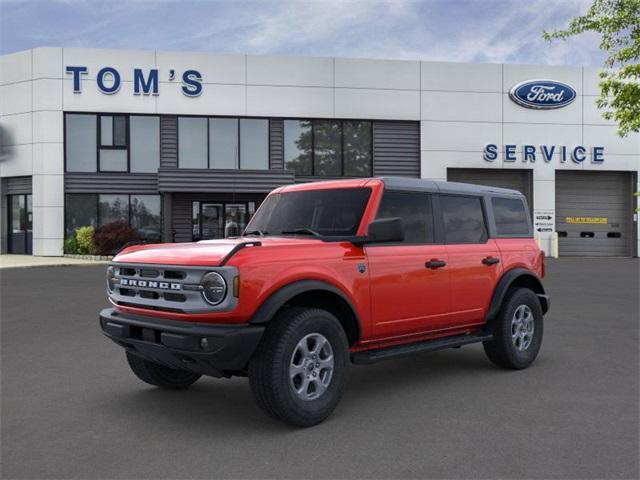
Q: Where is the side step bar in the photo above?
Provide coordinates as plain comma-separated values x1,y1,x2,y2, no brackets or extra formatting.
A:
351,332,493,365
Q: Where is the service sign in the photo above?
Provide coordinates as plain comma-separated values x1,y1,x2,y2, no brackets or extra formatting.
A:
534,210,555,233
509,79,577,109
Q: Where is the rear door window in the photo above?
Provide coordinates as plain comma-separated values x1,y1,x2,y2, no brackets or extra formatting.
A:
492,197,530,236
376,191,434,243
440,195,487,244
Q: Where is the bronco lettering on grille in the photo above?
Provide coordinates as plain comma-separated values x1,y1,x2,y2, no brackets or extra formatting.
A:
120,278,181,290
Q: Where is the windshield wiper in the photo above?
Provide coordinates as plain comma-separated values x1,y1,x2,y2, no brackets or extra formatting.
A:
244,229,268,236
281,228,322,237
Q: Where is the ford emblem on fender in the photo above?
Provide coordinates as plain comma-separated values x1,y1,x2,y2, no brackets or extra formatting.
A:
509,79,577,109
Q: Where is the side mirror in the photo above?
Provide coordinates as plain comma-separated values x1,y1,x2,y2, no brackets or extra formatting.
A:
353,217,404,245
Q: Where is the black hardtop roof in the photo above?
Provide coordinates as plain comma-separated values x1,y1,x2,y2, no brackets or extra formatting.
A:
380,176,524,197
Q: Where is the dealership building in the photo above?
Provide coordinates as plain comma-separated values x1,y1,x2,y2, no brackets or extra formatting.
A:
0,47,638,257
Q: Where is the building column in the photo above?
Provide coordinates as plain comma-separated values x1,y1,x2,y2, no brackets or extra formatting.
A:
532,167,555,257
0,179,7,254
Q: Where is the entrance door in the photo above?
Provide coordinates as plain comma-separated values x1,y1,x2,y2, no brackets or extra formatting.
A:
8,194,32,254
200,203,223,240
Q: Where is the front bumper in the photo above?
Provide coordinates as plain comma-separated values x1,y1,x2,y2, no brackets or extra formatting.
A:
99,308,264,377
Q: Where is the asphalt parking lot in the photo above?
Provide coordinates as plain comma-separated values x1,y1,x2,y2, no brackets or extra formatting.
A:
1,258,638,479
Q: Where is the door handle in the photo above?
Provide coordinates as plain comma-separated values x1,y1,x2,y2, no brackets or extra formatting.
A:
426,259,447,269
482,256,500,266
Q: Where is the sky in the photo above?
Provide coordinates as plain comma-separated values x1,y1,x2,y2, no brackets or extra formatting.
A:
0,0,604,66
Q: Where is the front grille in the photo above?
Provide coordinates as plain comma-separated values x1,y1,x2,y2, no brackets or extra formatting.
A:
108,262,238,314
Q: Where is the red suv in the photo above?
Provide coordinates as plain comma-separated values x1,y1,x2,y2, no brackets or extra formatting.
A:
100,177,549,426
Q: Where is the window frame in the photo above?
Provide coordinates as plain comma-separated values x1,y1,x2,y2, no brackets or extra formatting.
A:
177,115,271,170
98,114,129,172
64,112,161,174
371,190,440,246
438,193,490,245
284,118,373,177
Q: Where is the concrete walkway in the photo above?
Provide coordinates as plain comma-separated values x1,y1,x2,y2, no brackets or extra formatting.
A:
0,254,108,269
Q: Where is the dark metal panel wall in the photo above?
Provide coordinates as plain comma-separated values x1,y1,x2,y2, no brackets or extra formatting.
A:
160,115,178,169
157,168,294,193
64,173,158,193
5,176,32,195
372,121,420,178
270,119,284,170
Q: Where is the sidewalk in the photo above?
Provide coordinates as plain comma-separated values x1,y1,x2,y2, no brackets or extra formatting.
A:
0,254,108,269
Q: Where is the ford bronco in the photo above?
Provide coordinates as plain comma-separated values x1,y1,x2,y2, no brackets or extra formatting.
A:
100,177,549,426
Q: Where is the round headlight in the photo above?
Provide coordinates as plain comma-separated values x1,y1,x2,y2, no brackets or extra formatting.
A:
201,272,227,305
106,266,116,292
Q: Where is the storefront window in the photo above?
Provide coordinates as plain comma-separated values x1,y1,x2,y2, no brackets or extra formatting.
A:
284,120,312,175
131,195,161,241
284,119,373,177
65,194,98,236
178,117,208,168
98,195,130,226
65,114,97,172
209,118,238,169
240,119,269,170
313,120,342,176
130,116,160,173
343,121,372,176
65,193,161,241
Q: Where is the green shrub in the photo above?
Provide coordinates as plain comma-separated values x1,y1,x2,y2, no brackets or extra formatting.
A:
76,226,97,255
63,236,79,254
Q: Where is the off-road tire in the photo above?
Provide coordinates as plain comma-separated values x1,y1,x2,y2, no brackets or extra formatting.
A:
483,287,544,369
126,351,201,389
248,307,349,427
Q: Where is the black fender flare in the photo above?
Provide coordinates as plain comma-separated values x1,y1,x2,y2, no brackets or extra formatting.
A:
486,268,549,322
249,280,362,338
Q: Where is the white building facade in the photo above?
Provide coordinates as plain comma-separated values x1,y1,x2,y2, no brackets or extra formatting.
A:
1,47,638,257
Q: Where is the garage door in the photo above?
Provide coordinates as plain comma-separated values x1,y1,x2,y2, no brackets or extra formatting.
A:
556,171,634,257
447,168,533,211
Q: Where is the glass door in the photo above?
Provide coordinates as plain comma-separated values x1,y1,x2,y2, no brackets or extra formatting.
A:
8,194,32,254
200,203,223,240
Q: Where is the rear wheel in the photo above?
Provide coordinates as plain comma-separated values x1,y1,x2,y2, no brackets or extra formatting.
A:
126,351,201,389
483,288,544,369
248,307,349,427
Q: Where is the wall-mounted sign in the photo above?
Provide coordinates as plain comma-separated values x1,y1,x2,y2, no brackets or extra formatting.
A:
65,66,203,97
565,217,608,224
483,144,604,164
509,79,577,109
534,210,555,233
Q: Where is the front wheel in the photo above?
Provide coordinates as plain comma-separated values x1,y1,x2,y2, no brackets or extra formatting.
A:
483,288,544,369
248,307,349,427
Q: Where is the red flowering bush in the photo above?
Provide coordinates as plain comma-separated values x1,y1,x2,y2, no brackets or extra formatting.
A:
94,220,141,255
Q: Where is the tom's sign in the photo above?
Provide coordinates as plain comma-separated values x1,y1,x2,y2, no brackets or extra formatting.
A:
509,79,576,109
65,66,203,97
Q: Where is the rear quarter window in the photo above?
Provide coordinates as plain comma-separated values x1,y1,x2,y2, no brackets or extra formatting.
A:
441,195,487,244
492,197,530,236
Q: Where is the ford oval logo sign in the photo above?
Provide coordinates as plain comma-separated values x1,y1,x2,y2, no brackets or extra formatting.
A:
509,79,577,109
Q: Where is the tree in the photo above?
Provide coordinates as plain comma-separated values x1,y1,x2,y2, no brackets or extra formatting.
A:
543,0,640,136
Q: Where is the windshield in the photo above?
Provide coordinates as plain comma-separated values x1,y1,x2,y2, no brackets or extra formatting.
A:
245,188,371,237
